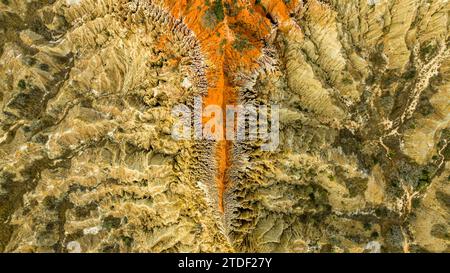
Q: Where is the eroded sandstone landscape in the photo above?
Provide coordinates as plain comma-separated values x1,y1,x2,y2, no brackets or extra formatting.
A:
0,0,449,253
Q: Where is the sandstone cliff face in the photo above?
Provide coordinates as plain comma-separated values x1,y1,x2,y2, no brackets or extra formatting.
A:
0,0,449,253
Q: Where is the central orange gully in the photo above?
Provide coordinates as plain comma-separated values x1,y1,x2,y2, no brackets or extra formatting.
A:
163,0,298,212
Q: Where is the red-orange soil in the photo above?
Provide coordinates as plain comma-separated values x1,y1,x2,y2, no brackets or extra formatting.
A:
162,0,299,212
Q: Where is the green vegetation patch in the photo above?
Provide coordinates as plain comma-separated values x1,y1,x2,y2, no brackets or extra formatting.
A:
202,0,225,29
232,35,253,51
102,215,122,230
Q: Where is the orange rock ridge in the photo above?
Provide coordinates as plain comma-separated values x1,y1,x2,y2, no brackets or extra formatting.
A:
161,0,300,212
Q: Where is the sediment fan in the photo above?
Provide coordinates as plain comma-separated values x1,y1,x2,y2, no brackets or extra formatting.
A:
0,0,448,253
